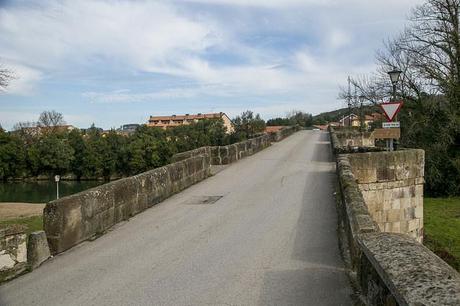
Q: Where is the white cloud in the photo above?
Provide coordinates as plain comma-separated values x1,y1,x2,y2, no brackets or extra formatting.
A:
0,0,215,93
0,0,427,126
0,62,43,95
83,88,201,104
178,0,336,8
327,29,351,49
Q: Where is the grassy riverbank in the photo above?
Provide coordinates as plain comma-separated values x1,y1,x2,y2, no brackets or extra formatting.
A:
0,215,43,235
424,197,460,271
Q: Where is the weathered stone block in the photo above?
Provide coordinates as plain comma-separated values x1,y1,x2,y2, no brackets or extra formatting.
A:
414,206,423,219
391,222,401,233
0,226,27,282
407,219,420,232
44,154,212,255
386,209,401,222
27,231,51,270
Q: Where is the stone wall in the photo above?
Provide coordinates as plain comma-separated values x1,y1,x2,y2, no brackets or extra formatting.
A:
44,154,211,254
211,134,271,165
268,125,299,142
171,134,273,165
171,147,211,163
332,130,460,305
330,127,375,150
0,225,27,282
44,131,291,256
172,129,298,165
348,150,424,242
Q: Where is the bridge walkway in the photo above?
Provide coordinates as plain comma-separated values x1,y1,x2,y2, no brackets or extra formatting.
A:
0,130,352,305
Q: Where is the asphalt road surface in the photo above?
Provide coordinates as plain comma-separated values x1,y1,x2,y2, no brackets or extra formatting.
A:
0,130,352,306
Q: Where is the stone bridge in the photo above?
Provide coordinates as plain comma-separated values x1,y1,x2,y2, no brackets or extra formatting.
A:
0,128,459,305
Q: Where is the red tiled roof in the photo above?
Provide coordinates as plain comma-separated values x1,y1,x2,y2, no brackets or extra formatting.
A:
149,113,224,121
265,126,284,133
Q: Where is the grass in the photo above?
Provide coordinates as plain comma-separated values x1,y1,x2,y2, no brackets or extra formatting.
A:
424,197,460,271
0,215,43,235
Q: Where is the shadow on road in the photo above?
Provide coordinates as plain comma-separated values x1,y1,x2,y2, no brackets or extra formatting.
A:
259,132,352,305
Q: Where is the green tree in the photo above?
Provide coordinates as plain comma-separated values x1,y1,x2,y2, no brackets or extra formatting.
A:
68,129,88,179
267,117,291,126
233,111,266,139
82,126,104,178
128,126,173,174
0,130,26,179
28,134,74,177
101,130,126,179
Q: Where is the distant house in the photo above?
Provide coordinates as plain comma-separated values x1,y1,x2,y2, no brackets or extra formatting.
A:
148,112,235,134
80,126,103,134
339,113,360,127
117,124,140,136
16,124,77,136
339,112,383,128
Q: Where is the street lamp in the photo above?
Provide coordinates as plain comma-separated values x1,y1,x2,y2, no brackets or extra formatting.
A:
387,68,402,101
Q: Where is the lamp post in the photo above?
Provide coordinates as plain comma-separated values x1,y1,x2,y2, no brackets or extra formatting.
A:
55,175,60,200
388,68,402,102
387,68,402,151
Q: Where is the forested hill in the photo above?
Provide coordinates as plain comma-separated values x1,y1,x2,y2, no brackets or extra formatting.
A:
313,105,379,124
313,107,349,124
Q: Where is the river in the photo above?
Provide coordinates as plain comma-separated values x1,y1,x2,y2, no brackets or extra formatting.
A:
0,181,107,203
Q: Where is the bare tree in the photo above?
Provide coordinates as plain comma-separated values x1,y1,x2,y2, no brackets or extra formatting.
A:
13,121,39,145
397,0,460,108
38,110,65,128
338,74,386,111
342,0,460,112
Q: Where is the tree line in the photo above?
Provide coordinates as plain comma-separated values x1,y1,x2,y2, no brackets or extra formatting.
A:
344,0,460,197
0,110,268,181
267,110,314,127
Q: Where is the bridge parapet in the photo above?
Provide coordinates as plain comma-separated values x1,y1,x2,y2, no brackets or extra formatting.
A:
331,128,460,305
331,128,375,150
43,129,299,256
44,154,211,254
171,128,298,165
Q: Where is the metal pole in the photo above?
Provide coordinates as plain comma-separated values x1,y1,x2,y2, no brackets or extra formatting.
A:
347,76,351,127
392,84,397,102
391,83,397,151
56,181,59,199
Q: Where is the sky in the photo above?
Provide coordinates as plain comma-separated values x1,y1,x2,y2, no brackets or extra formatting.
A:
0,0,423,130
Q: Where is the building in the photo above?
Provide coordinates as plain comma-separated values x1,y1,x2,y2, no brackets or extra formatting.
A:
339,112,383,128
16,124,77,136
117,124,140,136
148,112,235,133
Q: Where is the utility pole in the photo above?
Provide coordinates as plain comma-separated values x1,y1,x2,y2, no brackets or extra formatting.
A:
347,76,351,127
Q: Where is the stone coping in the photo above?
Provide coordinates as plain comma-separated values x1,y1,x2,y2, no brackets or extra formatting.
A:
359,232,460,305
336,154,378,236
332,127,460,305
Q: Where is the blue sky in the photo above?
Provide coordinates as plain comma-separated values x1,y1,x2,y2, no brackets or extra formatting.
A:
0,0,422,130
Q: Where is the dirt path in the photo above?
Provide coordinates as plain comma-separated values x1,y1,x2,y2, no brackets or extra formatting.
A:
0,203,45,220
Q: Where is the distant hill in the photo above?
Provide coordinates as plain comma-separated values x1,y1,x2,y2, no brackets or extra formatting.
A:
313,105,379,124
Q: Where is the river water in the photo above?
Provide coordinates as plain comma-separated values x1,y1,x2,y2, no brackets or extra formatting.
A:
0,181,106,203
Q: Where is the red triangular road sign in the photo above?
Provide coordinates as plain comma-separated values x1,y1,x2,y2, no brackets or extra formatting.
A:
380,101,403,122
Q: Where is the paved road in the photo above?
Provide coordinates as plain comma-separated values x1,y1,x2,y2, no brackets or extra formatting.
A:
0,131,352,306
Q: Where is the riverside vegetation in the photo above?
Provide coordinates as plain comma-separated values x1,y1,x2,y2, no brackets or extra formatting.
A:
0,110,268,181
